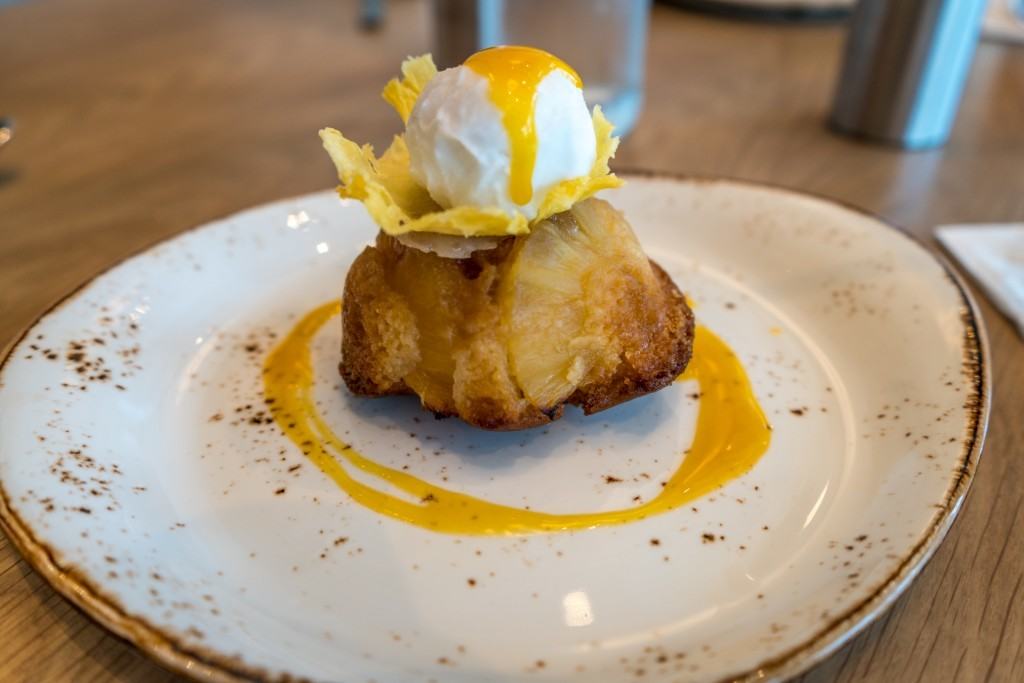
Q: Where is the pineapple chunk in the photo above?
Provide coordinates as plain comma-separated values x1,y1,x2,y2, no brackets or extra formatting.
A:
501,200,655,409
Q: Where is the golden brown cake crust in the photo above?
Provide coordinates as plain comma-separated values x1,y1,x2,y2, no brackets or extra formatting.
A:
568,262,694,415
339,199,695,431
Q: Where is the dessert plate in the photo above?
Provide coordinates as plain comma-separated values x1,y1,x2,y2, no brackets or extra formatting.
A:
0,176,987,682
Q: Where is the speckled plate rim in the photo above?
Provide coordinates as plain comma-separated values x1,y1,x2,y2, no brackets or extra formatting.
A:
0,173,990,683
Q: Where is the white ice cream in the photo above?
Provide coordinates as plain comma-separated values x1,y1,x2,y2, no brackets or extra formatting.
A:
404,65,596,221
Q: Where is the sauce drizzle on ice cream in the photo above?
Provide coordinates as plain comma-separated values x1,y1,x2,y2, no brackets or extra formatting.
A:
262,300,771,535
464,46,583,207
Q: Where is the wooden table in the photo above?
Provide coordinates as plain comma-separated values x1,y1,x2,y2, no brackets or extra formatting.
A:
1,1,1021,680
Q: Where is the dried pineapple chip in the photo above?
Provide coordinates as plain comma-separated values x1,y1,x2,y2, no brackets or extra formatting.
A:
382,54,438,124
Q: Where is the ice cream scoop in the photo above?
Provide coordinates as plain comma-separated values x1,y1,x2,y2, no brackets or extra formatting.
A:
319,50,620,239
405,46,597,221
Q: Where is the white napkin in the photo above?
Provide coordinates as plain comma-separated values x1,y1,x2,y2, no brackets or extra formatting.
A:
936,224,1024,338
983,0,1024,45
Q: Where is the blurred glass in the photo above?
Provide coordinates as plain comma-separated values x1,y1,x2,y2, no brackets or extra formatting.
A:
434,0,650,137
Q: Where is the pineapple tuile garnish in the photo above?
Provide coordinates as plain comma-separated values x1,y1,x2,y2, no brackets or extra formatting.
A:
318,54,623,239
381,54,438,124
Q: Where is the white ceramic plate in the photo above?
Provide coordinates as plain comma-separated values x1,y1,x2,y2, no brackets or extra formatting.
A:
0,176,987,683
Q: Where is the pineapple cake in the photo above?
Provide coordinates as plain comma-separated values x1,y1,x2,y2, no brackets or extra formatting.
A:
320,47,694,430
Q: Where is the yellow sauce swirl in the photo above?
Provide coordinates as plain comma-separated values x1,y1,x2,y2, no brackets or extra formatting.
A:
464,46,583,207
262,301,771,535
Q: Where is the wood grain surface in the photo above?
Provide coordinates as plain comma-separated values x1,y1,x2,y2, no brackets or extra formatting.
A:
1,0,1022,681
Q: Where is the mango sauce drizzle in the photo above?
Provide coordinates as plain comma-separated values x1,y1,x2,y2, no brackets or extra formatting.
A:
262,300,771,535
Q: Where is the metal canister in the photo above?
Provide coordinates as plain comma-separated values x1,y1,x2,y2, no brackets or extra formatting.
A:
830,0,989,150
